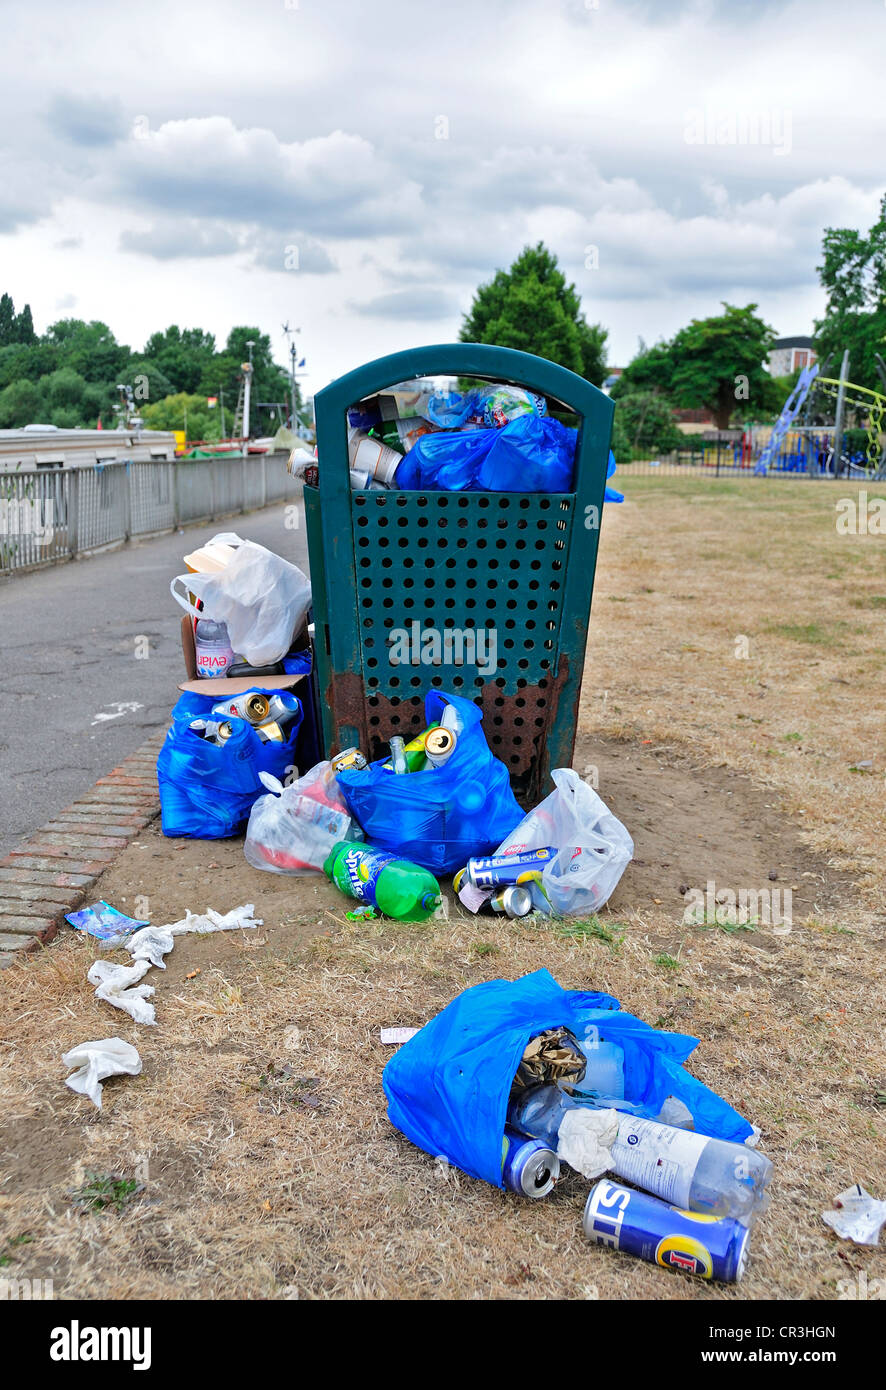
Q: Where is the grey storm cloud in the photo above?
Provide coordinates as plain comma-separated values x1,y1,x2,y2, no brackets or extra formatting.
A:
119,218,243,260
107,119,426,239
349,287,463,321
46,92,127,147
118,216,337,274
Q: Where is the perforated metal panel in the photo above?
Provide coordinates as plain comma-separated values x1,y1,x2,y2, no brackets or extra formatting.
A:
348,489,573,797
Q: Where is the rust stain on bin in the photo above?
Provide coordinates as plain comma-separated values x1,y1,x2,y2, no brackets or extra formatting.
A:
325,653,572,807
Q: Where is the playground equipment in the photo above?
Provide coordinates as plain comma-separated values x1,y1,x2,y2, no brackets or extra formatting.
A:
755,352,886,479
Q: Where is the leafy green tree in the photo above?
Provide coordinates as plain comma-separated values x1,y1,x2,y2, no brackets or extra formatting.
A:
126,358,174,407
614,305,775,429
611,391,684,457
142,325,216,395
45,366,88,411
45,319,129,383
141,392,223,442
0,378,43,427
814,200,886,393
14,303,36,344
0,293,16,347
460,243,608,386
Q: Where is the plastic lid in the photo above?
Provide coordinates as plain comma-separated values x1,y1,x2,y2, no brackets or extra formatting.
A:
421,892,442,912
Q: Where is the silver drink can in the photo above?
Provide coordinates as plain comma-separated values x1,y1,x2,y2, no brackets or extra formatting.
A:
490,885,533,918
502,1128,559,1199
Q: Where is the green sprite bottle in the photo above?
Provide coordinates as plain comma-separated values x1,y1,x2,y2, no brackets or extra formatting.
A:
323,841,442,922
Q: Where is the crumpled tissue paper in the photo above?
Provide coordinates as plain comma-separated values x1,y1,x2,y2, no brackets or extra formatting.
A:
556,1106,620,1180
62,1037,142,1109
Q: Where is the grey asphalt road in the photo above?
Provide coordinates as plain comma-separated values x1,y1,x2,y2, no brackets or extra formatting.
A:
0,503,309,859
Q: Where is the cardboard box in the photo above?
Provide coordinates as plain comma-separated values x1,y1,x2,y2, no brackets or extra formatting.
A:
178,617,307,695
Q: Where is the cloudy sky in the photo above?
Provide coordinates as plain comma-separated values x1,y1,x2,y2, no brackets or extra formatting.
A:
1,0,883,395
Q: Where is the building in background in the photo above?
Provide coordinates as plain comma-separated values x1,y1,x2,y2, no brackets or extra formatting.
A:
767,336,816,376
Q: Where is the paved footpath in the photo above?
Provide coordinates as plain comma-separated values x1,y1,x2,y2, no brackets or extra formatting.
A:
0,502,309,961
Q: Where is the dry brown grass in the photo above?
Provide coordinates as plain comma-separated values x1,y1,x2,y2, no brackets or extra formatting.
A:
1,474,884,1301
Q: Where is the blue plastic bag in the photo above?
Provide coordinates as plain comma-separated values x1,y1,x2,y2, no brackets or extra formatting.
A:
604,450,623,503
156,687,303,839
383,968,753,1188
396,415,577,493
335,691,523,875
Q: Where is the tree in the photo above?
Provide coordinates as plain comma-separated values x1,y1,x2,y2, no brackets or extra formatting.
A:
611,391,684,457
460,243,608,386
45,366,88,412
0,293,16,347
45,319,129,383
142,326,216,395
14,303,36,344
141,392,223,442
614,305,775,429
815,195,886,392
0,378,43,428
126,359,174,407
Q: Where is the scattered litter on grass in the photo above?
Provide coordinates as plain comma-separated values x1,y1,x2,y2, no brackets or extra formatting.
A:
62,1038,142,1110
65,902,149,945
822,1184,886,1245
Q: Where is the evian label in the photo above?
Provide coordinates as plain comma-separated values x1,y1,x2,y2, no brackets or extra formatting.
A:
195,642,234,677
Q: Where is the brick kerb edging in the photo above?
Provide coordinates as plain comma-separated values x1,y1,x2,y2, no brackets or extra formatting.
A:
0,728,167,967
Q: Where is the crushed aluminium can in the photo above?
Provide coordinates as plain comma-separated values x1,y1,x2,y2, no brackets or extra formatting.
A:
331,746,368,773
582,1179,750,1283
502,1128,559,1199
466,847,557,890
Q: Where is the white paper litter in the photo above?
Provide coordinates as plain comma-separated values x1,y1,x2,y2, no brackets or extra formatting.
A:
380,1027,420,1045
128,926,176,969
162,903,262,937
62,1038,142,1109
822,1184,886,1245
457,879,492,914
87,958,157,1025
556,1106,620,1179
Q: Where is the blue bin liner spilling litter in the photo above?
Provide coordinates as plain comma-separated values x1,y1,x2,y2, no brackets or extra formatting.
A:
383,968,754,1188
335,690,524,875
396,415,577,493
157,687,303,839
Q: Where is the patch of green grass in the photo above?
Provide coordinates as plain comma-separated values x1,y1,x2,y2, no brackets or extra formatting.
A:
783,731,804,742
70,1172,144,1214
557,916,625,951
471,941,500,958
850,595,886,609
689,911,758,933
765,621,840,647
652,952,682,971
8,1234,32,1247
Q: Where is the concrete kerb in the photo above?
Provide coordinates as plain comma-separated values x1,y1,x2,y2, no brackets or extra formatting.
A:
0,729,167,967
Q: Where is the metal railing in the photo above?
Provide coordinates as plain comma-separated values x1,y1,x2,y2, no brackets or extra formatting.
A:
0,452,301,575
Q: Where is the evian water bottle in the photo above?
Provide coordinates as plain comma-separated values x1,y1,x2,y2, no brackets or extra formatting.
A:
195,619,234,678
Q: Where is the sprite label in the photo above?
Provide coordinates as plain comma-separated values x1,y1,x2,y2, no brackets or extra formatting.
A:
331,845,397,906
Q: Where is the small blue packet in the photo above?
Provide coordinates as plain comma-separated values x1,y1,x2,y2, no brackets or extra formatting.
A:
65,901,149,943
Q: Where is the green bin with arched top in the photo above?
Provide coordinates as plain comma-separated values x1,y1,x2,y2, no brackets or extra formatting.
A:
303,342,614,806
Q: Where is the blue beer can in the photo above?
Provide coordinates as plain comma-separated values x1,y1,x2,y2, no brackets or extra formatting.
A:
467,847,557,891
502,1128,559,1199
583,1179,750,1283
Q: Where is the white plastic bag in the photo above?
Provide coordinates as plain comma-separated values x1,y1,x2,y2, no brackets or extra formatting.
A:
245,762,361,875
171,533,311,666
486,767,633,916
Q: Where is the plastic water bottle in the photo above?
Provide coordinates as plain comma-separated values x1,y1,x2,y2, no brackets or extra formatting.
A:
507,1085,772,1224
194,619,234,678
323,841,441,922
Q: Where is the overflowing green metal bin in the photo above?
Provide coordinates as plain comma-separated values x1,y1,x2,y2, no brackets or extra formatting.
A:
304,342,614,806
